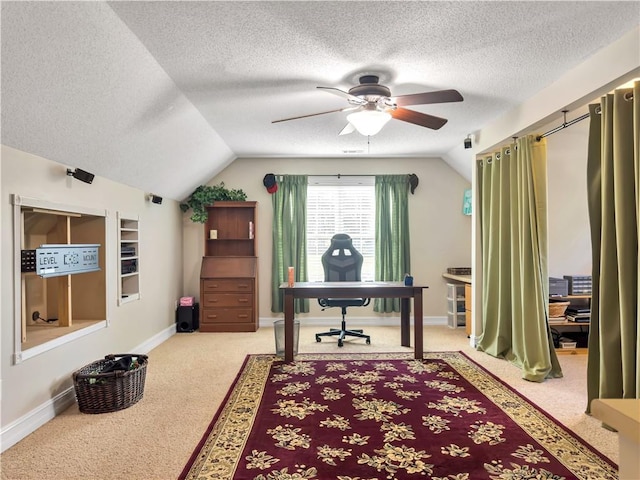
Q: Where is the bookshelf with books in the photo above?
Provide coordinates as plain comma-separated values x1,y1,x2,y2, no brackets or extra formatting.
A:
549,295,591,354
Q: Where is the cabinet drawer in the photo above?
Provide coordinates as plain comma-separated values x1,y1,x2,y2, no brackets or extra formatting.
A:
201,308,253,324
202,279,253,293
202,293,253,308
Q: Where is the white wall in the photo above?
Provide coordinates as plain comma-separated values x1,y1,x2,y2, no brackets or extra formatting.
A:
544,108,592,278
1,146,184,448
182,157,472,320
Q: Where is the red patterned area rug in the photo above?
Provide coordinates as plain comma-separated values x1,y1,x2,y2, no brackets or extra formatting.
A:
179,352,616,480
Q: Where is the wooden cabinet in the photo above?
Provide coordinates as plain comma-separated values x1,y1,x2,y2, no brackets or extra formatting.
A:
199,201,258,332
464,283,472,336
200,257,257,332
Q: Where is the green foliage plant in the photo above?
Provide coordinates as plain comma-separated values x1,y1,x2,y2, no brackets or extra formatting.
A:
180,182,247,223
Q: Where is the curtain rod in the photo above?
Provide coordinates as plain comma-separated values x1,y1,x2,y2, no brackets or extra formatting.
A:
274,174,411,178
536,90,635,141
536,110,590,141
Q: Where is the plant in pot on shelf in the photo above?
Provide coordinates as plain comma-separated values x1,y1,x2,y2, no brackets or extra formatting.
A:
180,183,247,223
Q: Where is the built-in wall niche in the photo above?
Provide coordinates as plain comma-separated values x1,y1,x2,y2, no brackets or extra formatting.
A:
13,195,108,363
117,213,140,304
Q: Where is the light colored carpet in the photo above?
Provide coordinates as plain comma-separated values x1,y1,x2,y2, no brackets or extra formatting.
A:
0,325,618,480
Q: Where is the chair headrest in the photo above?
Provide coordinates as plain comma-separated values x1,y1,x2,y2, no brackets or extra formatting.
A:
329,233,353,249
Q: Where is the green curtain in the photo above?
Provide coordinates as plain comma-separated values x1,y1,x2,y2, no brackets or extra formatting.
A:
374,175,411,312
476,135,562,382
586,82,639,410
270,175,309,313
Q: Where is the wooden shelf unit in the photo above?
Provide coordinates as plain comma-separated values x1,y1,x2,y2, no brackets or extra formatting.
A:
550,294,591,354
204,201,256,256
200,201,258,332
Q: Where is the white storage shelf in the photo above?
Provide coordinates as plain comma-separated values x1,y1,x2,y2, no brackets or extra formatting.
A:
447,283,466,328
118,215,140,305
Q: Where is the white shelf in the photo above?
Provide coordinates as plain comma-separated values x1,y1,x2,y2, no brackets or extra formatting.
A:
118,213,140,305
446,283,466,328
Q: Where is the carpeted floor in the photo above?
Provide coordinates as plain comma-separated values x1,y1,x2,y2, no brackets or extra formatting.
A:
0,325,619,480
180,352,617,479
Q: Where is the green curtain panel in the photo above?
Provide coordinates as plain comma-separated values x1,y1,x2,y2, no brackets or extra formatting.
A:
476,135,562,382
270,175,309,313
586,82,639,410
374,175,411,312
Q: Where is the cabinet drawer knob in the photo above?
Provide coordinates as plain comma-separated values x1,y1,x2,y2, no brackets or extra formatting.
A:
238,299,248,303
238,314,248,319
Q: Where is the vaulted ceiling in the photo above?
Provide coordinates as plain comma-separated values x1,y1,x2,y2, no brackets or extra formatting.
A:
2,1,639,200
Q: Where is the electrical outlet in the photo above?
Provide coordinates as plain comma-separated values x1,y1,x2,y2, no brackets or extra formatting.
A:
32,311,40,321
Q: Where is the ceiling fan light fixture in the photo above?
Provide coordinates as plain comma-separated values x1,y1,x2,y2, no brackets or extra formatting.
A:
347,109,391,136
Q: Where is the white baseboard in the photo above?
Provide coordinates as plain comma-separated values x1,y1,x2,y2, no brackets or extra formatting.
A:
0,324,177,453
259,316,446,328
0,385,76,453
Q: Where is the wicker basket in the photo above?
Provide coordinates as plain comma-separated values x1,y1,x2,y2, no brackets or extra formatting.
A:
73,354,148,414
548,301,570,318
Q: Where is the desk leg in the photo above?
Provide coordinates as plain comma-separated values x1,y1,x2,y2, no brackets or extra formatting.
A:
400,298,410,347
284,291,294,362
413,290,423,360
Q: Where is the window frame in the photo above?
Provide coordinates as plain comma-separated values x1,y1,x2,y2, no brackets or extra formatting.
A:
306,176,375,282
12,194,110,364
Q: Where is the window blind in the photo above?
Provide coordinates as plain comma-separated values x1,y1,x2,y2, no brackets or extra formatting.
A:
307,180,375,282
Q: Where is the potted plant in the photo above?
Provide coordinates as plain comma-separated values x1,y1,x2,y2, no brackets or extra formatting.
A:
180,183,247,223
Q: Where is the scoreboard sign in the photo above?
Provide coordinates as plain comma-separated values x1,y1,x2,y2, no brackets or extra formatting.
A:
27,244,101,278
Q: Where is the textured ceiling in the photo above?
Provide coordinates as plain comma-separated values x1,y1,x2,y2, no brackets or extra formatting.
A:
2,1,639,200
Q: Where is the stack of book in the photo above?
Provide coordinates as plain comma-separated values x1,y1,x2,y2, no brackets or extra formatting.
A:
565,305,590,323
549,316,567,324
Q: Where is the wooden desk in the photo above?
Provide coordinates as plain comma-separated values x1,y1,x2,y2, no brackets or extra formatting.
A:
280,282,427,362
591,398,640,480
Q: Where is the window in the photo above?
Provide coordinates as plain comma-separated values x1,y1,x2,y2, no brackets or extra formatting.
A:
306,176,375,282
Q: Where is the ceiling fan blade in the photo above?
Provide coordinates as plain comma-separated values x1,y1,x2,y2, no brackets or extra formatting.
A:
391,107,448,130
317,86,367,105
393,89,463,107
272,108,347,124
339,123,355,136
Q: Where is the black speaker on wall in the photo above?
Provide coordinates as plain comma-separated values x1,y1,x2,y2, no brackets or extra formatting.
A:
176,303,199,333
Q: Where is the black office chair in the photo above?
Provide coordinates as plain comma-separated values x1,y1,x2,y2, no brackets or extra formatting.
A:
315,234,371,347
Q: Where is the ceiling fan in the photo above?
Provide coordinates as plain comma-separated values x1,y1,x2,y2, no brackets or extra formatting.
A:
272,75,463,136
